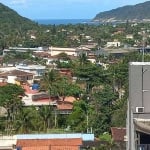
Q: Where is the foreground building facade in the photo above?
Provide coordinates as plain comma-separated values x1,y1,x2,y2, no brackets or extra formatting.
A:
127,62,150,150
0,133,94,150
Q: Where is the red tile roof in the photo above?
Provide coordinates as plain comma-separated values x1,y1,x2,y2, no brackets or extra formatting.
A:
20,146,79,150
21,146,49,150
111,127,126,142
64,96,76,103
51,146,79,150
0,82,7,86
17,138,82,146
22,84,38,94
22,85,76,109
57,102,73,110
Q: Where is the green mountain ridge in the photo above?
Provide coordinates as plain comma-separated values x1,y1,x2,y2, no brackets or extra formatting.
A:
93,1,150,22
0,3,33,23
0,3,40,49
0,3,38,35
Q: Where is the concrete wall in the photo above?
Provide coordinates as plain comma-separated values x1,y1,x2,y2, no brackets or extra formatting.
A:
129,62,150,118
0,136,17,149
127,62,150,150
7,76,17,84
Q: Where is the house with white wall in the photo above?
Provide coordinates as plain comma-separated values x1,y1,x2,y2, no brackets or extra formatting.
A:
0,135,17,150
0,69,34,84
49,47,77,56
106,41,121,48
126,34,133,39
15,64,46,77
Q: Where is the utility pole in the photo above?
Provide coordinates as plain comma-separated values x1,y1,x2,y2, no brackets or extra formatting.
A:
86,96,90,133
54,109,57,127
142,31,147,62
86,111,89,133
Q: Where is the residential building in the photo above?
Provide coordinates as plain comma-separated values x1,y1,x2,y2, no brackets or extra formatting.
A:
0,70,34,84
21,83,76,114
126,34,134,39
111,127,126,150
17,138,82,150
49,47,77,56
33,51,51,59
76,45,91,56
127,62,150,150
0,136,17,150
0,134,94,150
106,41,121,48
16,64,46,77
111,127,126,141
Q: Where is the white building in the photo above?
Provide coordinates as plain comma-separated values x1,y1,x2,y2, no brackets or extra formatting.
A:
106,41,121,48
126,34,134,39
49,46,77,56
0,135,17,150
15,64,46,77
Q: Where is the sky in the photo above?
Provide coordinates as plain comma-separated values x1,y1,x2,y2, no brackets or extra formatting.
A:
0,0,148,19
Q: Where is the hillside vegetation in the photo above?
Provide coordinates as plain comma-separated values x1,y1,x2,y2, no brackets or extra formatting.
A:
0,3,37,34
93,1,150,22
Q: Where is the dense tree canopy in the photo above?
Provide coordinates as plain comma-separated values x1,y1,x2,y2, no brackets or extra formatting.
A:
0,84,24,107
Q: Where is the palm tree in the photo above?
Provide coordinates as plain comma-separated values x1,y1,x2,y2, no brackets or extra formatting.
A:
78,53,88,66
14,108,35,134
38,105,53,132
0,84,25,134
40,69,60,96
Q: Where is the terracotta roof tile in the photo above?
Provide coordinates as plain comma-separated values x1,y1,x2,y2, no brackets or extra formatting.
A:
0,82,7,86
64,96,76,103
57,103,73,110
17,138,82,147
20,146,79,150
111,127,126,142
22,84,39,94
51,146,79,150
21,146,49,150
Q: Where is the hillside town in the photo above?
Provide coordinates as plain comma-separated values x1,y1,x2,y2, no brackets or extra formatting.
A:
1,1,150,150
0,25,146,149
0,31,132,149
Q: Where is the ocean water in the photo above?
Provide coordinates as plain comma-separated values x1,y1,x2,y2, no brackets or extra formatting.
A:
34,19,98,25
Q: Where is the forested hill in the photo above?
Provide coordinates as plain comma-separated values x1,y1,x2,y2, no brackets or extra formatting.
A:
0,3,38,34
93,1,150,23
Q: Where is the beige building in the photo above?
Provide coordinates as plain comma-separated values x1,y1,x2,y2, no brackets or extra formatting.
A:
126,34,134,39
49,46,77,56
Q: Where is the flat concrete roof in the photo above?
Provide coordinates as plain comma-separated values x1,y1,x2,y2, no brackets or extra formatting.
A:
16,133,94,141
130,62,150,65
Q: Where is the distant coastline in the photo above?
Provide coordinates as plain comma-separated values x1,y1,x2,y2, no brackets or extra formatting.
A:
34,19,99,25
